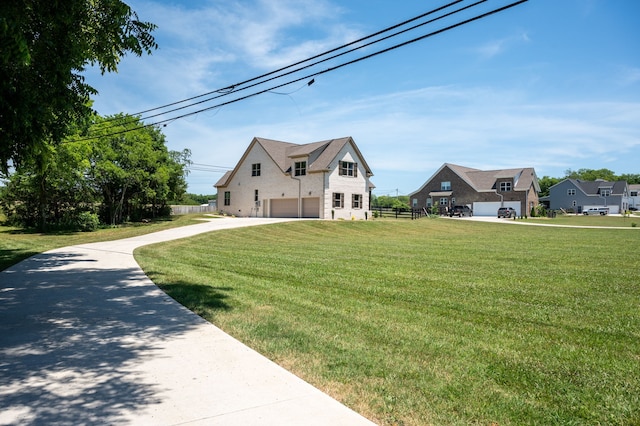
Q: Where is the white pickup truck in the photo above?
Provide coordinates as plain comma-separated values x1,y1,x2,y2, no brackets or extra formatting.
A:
583,207,609,215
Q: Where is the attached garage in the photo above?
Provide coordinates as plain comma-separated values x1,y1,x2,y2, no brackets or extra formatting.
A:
473,201,521,217
270,198,298,218
302,197,320,218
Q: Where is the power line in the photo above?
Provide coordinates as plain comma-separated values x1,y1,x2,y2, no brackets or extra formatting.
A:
126,0,487,127
93,0,471,132
110,0,466,120
80,0,528,141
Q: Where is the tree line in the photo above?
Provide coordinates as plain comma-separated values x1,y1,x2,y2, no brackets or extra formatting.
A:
1,1,166,231
0,114,190,231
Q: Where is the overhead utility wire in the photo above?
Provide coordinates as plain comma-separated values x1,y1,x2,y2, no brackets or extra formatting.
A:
118,0,465,119
95,0,482,132
95,0,466,130
82,0,527,141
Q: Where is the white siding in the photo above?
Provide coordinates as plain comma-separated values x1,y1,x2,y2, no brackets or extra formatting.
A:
218,138,372,220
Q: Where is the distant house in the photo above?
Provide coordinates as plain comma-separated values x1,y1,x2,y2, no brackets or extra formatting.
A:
547,179,630,214
214,137,374,219
408,163,540,216
629,184,640,210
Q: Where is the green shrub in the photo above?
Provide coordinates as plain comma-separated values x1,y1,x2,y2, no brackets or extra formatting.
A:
76,212,100,232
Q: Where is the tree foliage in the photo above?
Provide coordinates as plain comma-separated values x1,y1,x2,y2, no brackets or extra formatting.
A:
564,168,617,182
88,115,190,225
538,176,562,198
0,115,190,229
372,194,410,210
0,0,157,173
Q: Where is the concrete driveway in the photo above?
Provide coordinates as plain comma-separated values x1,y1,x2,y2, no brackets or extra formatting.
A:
0,217,375,425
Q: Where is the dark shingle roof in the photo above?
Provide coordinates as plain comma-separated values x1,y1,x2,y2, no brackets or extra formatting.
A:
571,179,627,195
446,163,539,192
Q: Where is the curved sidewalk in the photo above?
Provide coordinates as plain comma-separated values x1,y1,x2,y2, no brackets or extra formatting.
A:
0,217,375,425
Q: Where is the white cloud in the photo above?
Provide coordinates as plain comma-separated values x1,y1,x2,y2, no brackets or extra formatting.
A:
170,83,640,194
474,31,530,59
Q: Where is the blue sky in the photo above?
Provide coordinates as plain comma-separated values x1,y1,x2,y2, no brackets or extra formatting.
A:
85,0,640,196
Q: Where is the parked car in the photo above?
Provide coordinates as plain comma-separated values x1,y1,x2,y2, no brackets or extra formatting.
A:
449,205,472,217
497,207,515,218
583,207,609,216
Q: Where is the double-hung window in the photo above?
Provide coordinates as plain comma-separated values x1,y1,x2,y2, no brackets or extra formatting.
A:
339,161,357,177
224,191,231,206
333,192,344,208
441,181,451,191
294,161,306,176
500,182,512,192
352,194,362,209
252,163,261,176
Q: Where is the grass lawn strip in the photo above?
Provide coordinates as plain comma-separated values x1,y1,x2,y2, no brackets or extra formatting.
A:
136,220,640,426
0,214,207,272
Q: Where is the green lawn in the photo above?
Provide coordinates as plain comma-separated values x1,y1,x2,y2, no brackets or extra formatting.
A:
523,213,640,227
136,219,640,425
0,214,206,272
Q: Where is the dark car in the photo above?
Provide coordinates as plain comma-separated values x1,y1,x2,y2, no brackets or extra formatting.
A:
497,207,515,218
450,205,473,217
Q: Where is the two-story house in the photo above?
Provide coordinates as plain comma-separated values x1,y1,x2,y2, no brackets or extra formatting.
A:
215,137,374,219
547,179,629,214
629,184,640,210
409,163,540,216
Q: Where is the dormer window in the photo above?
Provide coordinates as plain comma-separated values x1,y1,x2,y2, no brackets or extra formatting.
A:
339,161,357,177
294,161,306,176
499,182,512,192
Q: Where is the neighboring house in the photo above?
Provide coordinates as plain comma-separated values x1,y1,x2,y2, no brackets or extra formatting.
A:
408,163,540,216
629,184,640,210
215,137,374,219
547,179,629,214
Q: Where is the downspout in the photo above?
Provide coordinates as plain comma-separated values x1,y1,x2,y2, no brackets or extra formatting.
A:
495,190,503,207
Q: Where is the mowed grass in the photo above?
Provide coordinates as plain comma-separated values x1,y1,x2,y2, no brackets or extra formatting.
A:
136,219,640,425
524,213,640,227
0,214,207,272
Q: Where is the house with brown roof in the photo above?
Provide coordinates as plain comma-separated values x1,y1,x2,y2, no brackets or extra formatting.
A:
408,163,540,216
215,137,374,219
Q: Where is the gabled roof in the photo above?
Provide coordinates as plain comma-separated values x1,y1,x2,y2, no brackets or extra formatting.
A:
215,136,373,188
409,163,539,196
555,179,628,196
465,167,539,192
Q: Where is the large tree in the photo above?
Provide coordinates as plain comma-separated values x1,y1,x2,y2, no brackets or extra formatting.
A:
0,0,157,174
89,115,190,225
0,114,190,229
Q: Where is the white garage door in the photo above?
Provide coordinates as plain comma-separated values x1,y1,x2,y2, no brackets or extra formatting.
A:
473,201,521,216
302,197,320,218
270,198,298,218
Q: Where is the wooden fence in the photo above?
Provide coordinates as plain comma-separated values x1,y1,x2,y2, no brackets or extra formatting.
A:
372,207,429,220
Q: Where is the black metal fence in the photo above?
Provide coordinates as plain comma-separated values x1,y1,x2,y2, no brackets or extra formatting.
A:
372,207,429,220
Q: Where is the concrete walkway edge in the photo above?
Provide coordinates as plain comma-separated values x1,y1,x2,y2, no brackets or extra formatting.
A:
0,217,376,425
